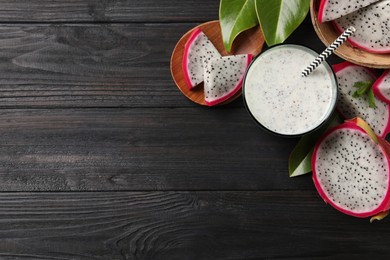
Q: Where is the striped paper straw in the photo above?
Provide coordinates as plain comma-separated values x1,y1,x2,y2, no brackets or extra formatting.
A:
301,26,356,77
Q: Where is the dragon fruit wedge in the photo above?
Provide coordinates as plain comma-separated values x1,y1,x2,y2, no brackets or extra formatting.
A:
333,0,390,53
333,62,390,138
318,0,381,22
182,28,221,89
373,70,390,104
312,118,390,219
204,54,252,106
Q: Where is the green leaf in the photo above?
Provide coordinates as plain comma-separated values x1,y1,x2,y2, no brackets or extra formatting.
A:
353,81,372,89
255,0,310,46
219,0,259,53
368,88,377,109
352,81,371,97
352,81,376,109
289,112,343,177
289,147,313,178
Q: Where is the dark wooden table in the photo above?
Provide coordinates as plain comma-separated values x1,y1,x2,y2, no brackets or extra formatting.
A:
1,1,390,259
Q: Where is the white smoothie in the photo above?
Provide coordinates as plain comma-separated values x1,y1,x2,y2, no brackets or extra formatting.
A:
243,45,337,136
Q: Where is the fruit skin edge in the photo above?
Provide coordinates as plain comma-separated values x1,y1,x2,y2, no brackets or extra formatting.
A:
333,61,380,78
332,20,390,54
373,70,390,104
182,28,202,90
317,0,327,23
311,119,390,218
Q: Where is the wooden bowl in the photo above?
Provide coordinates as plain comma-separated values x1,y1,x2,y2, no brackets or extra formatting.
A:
310,0,390,68
170,20,265,106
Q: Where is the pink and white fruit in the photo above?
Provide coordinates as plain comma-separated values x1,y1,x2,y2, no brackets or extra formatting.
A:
204,54,252,106
318,0,380,22
373,70,390,104
333,62,390,138
312,118,390,218
333,0,390,53
182,28,221,89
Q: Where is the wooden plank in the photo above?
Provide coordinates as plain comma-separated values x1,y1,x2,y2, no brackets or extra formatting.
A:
0,23,198,108
0,191,387,259
0,108,312,191
0,0,219,22
0,18,329,109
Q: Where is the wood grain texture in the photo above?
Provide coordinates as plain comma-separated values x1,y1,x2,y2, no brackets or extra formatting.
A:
0,0,219,22
0,108,313,191
0,2,377,259
0,23,198,108
0,18,329,109
0,191,388,259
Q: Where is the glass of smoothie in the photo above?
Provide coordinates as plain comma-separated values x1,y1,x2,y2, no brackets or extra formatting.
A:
243,44,338,137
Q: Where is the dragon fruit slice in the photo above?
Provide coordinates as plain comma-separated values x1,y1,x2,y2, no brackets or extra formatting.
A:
333,0,390,53
204,54,252,106
373,70,390,104
333,62,390,138
312,118,390,218
318,0,380,22
182,28,221,89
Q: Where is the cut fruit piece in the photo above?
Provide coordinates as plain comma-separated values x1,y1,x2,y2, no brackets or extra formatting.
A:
333,62,390,138
312,118,390,218
333,0,390,53
182,28,221,89
318,0,381,22
373,70,390,104
204,54,252,106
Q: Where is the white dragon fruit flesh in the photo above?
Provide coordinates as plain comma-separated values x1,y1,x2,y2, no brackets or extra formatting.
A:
333,62,390,138
333,0,390,53
312,118,390,218
182,28,221,89
204,54,252,106
373,70,390,104
318,0,381,22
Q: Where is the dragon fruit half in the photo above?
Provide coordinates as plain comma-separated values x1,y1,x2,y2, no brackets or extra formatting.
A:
182,28,221,89
318,0,380,22
204,54,252,106
333,0,390,53
312,118,390,219
333,62,390,138
373,70,390,104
